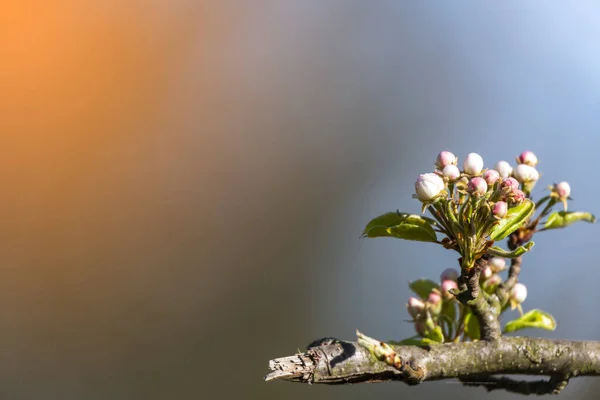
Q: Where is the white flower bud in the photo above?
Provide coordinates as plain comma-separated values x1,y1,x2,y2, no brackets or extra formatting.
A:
463,153,484,175
481,266,493,279
415,173,445,201
489,257,506,272
495,161,513,179
513,164,540,184
407,297,425,319
555,181,571,198
510,283,528,304
442,164,460,181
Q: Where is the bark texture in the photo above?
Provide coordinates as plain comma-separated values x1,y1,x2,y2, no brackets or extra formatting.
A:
265,337,600,394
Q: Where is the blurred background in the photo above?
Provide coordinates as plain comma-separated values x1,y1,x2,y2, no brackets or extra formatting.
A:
1,1,600,399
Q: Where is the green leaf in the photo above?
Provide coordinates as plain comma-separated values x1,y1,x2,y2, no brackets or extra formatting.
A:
543,211,596,230
487,242,534,258
504,309,557,333
362,212,438,242
409,279,440,299
463,310,480,340
489,199,535,241
441,301,456,323
425,325,444,343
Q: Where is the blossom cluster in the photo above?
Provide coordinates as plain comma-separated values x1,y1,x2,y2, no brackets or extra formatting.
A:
363,150,593,344
413,151,572,269
406,258,529,342
416,150,544,205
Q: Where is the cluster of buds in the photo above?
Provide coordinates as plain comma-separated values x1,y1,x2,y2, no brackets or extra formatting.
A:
480,257,506,293
406,268,459,341
405,258,533,342
414,151,548,269
363,149,593,345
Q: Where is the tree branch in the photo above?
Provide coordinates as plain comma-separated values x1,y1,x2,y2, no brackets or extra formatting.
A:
265,337,600,393
455,256,502,341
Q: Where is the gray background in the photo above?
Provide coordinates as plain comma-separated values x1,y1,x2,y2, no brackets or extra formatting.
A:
1,1,599,399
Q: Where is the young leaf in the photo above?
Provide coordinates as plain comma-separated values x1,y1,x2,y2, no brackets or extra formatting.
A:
487,242,534,258
543,211,596,230
504,309,557,333
362,212,438,242
425,325,444,343
409,279,440,299
463,310,480,340
489,199,535,241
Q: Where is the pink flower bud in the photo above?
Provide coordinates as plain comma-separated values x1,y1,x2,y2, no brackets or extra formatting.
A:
415,173,445,201
441,279,458,294
513,164,540,184
492,201,508,218
436,151,457,170
500,177,520,193
510,283,528,304
427,292,442,305
483,169,500,185
463,152,484,175
495,161,513,178
467,177,488,197
440,268,458,282
442,164,461,181
517,151,538,167
555,181,571,198
407,297,425,319
489,257,506,272
509,189,526,205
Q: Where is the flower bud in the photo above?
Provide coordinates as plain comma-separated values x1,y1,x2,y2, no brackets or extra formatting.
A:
508,189,526,205
481,266,493,279
495,161,513,179
442,164,460,181
436,151,457,170
441,279,458,296
463,153,484,175
440,268,458,282
489,257,506,272
427,292,443,315
500,177,520,193
428,292,442,305
510,283,527,304
517,151,538,167
407,297,426,319
483,169,500,185
555,181,571,198
415,173,445,202
482,273,502,292
492,201,507,218
467,177,488,197
513,164,540,184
